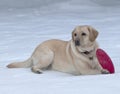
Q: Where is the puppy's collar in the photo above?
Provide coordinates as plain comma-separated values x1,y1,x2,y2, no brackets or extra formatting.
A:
81,50,94,60
82,50,93,55
82,51,90,55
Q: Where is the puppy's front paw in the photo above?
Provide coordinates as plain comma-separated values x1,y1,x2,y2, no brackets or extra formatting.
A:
101,69,110,74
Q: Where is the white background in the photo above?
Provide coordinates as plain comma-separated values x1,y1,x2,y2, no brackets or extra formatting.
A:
0,0,120,94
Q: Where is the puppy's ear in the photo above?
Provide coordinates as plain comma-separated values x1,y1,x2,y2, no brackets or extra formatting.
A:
88,26,99,42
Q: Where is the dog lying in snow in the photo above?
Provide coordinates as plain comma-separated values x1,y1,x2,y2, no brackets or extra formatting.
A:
7,25,109,75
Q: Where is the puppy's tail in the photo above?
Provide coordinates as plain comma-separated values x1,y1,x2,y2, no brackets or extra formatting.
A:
7,58,33,68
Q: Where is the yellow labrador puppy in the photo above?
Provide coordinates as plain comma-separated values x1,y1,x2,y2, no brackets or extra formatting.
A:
7,25,109,75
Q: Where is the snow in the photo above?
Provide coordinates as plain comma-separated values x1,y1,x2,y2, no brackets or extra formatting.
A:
0,0,120,94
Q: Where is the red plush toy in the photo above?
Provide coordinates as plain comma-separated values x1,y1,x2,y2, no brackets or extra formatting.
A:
96,49,115,74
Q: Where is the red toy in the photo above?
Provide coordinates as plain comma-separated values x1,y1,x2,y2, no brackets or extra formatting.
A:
96,49,115,74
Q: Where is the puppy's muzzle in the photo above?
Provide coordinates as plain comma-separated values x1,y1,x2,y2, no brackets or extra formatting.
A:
75,40,80,46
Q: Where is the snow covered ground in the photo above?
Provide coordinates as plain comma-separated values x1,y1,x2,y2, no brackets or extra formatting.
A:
0,0,120,94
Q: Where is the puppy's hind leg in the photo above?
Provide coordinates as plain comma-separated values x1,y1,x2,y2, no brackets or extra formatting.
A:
31,48,54,74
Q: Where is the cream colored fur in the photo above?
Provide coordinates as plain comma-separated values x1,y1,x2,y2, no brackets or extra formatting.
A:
7,25,109,75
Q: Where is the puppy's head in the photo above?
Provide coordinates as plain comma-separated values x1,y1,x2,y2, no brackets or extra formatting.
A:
72,25,98,47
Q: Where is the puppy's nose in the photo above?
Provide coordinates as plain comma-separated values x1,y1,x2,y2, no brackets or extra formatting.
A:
75,40,80,46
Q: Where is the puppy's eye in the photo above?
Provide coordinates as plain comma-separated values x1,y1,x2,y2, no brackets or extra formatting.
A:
74,33,77,36
82,33,86,36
